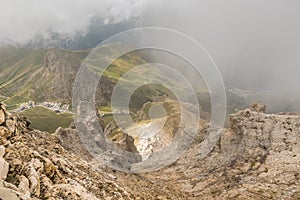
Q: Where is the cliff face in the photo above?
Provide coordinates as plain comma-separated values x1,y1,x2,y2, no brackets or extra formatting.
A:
0,102,300,199
40,49,79,102
139,104,300,199
0,47,115,105
0,103,137,200
40,49,114,105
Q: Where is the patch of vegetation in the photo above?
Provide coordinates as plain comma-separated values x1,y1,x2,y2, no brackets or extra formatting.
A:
102,115,114,127
20,106,74,133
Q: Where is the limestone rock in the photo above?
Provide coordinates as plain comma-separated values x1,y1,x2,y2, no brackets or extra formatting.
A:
31,158,43,172
55,127,93,161
25,163,40,197
6,119,16,133
18,175,30,198
0,109,5,125
250,102,267,113
0,126,11,139
0,100,300,199
45,184,99,200
0,145,5,157
0,179,18,191
0,157,9,180
0,145,9,181
43,158,58,178
0,187,20,200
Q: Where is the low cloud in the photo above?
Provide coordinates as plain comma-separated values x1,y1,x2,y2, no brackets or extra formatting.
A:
1,0,300,111
139,0,300,111
0,0,146,44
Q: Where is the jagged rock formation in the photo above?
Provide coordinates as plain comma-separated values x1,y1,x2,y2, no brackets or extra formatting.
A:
134,105,300,199
104,121,138,153
0,47,115,105
56,103,300,199
250,102,267,113
42,49,115,105
0,102,300,199
0,103,141,199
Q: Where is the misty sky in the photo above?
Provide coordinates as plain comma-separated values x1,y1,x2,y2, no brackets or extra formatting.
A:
0,0,145,43
1,0,300,109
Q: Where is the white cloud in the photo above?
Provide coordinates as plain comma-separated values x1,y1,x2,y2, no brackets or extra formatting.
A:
0,0,146,44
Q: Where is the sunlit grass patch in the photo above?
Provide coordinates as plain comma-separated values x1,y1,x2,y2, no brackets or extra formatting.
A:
20,106,74,133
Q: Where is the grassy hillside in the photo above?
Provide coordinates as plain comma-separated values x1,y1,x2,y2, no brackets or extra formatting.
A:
20,107,74,133
0,46,90,106
0,45,212,132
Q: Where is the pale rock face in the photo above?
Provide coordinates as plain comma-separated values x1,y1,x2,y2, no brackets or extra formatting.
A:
25,163,41,196
0,145,5,157
0,157,9,180
0,145,8,181
0,100,300,199
0,109,5,125
250,102,267,113
41,49,114,105
0,104,134,199
18,175,30,198
6,119,16,133
0,187,20,200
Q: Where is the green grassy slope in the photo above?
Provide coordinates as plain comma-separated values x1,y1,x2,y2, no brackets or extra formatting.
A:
0,47,89,107
0,45,212,132
20,107,74,133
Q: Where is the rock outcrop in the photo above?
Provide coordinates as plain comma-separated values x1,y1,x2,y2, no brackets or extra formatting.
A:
250,102,267,113
0,101,300,199
135,104,300,199
0,145,9,180
0,103,137,199
42,49,115,105
104,121,138,153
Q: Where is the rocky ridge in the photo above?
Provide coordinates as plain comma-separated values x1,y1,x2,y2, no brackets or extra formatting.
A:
0,103,139,199
0,102,300,199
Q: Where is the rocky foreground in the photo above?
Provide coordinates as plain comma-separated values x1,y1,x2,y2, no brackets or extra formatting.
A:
0,102,300,199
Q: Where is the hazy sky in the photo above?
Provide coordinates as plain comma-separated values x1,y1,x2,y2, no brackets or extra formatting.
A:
141,0,300,86
1,0,300,109
0,0,146,44
139,0,300,109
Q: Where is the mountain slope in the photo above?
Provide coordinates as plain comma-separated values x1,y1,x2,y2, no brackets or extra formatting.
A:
0,46,181,109
1,102,300,199
0,47,89,105
60,103,300,199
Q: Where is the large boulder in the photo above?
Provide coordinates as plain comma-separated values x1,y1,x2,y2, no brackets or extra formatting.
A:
0,187,20,200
